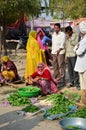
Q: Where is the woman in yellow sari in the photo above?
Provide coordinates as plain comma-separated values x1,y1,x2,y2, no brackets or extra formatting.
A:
0,56,19,83
25,30,46,80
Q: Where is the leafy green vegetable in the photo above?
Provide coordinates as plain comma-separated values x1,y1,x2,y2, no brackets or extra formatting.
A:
18,86,40,93
22,105,39,113
66,125,82,129
7,92,31,106
64,90,81,101
47,94,75,115
66,107,86,118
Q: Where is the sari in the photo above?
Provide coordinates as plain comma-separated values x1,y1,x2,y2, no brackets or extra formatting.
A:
25,30,46,79
30,62,58,95
0,56,18,82
36,28,52,66
36,28,45,49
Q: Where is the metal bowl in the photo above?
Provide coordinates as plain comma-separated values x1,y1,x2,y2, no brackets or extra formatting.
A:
59,117,86,130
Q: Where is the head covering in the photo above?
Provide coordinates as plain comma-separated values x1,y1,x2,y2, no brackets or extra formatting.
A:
36,62,47,75
1,56,10,62
29,30,37,39
37,28,45,36
79,21,86,34
37,62,46,68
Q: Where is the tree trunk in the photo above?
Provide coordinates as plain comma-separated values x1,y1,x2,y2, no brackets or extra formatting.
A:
0,29,2,57
1,10,8,56
31,17,34,30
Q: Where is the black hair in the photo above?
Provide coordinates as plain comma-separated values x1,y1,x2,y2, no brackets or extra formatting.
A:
54,23,61,29
65,26,73,32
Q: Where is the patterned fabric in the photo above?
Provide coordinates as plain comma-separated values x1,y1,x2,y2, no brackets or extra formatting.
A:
0,57,18,82
30,62,58,95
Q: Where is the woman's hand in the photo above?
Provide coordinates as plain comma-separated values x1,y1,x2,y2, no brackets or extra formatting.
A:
33,77,40,82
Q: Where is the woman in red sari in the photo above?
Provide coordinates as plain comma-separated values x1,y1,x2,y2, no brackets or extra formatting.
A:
27,62,58,95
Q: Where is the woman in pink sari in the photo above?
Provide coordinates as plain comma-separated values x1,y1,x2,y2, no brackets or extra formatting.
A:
36,28,46,50
27,62,58,95
36,28,53,66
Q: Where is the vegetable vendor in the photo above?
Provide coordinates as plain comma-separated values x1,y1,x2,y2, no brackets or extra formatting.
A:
0,56,19,84
26,62,58,95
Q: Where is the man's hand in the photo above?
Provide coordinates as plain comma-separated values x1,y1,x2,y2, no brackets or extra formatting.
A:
56,48,62,56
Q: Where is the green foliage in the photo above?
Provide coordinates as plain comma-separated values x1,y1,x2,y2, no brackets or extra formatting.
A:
48,0,86,19
47,93,75,115
22,105,39,113
7,92,31,106
0,0,42,25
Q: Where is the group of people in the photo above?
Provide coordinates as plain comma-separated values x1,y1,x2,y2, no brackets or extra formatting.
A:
52,21,86,90
0,21,86,99
25,28,58,95
51,21,86,103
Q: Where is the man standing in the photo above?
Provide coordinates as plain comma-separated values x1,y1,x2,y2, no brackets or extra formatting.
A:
65,26,80,90
51,23,66,86
74,21,86,102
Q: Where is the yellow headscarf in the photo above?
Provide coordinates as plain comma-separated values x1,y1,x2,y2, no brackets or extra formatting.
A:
29,30,37,39
1,56,10,62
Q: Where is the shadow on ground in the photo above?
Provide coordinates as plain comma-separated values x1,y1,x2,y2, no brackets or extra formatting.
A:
0,110,44,130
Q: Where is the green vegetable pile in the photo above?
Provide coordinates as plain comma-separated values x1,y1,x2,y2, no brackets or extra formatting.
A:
66,125,82,130
47,93,75,115
47,93,75,105
19,86,40,92
7,92,31,106
22,105,39,113
66,107,86,118
64,90,81,101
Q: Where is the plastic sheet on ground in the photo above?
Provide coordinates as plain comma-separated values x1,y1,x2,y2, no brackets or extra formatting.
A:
43,106,77,120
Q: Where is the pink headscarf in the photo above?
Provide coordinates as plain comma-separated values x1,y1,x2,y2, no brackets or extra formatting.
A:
36,28,45,49
36,62,57,85
36,62,47,75
36,28,48,50
37,28,45,36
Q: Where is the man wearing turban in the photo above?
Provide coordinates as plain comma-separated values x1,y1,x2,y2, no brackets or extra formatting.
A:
74,21,86,104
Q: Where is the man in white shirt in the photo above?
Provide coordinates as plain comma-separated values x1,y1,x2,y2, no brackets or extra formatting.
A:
51,23,66,86
74,21,86,103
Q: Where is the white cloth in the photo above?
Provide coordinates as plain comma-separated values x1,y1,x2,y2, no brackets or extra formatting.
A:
79,21,86,34
79,71,86,90
51,31,65,54
74,35,86,73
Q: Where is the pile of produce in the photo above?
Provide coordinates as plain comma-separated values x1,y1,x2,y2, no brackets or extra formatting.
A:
66,125,82,129
18,86,40,97
63,90,81,101
7,92,40,113
47,93,75,115
66,107,86,118
7,92,31,106
20,87,40,92
22,105,39,113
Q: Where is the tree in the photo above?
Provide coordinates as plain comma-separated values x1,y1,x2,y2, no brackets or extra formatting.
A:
48,0,86,19
0,0,42,25
0,0,42,54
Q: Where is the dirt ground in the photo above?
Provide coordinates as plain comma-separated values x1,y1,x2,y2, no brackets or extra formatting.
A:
0,49,82,130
